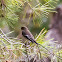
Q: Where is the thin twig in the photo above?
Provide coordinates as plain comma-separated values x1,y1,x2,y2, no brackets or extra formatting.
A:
25,43,29,62
38,43,62,60
35,28,45,40
0,35,9,52
0,28,15,43
0,34,12,44
37,45,41,59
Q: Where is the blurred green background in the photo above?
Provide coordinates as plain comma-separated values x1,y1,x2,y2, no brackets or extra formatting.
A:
0,0,62,37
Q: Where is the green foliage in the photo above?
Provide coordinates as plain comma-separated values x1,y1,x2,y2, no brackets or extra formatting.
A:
0,0,23,29
0,28,62,62
0,0,58,29
0,0,62,62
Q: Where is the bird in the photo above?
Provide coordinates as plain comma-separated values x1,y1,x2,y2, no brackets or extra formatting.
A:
21,26,38,45
21,26,50,51
21,27,60,58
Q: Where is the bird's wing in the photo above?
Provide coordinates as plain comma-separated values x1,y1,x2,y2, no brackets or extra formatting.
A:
24,35,33,41
22,31,34,40
22,30,38,44
24,35,38,44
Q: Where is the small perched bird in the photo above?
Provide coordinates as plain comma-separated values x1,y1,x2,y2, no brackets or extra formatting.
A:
21,26,38,44
21,26,50,52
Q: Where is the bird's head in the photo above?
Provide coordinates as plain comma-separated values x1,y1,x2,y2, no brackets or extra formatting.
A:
21,26,28,30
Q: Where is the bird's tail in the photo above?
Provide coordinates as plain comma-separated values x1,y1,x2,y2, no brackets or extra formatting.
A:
34,41,38,45
31,39,38,45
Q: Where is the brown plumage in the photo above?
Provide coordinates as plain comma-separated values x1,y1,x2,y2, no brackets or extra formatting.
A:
21,26,38,44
